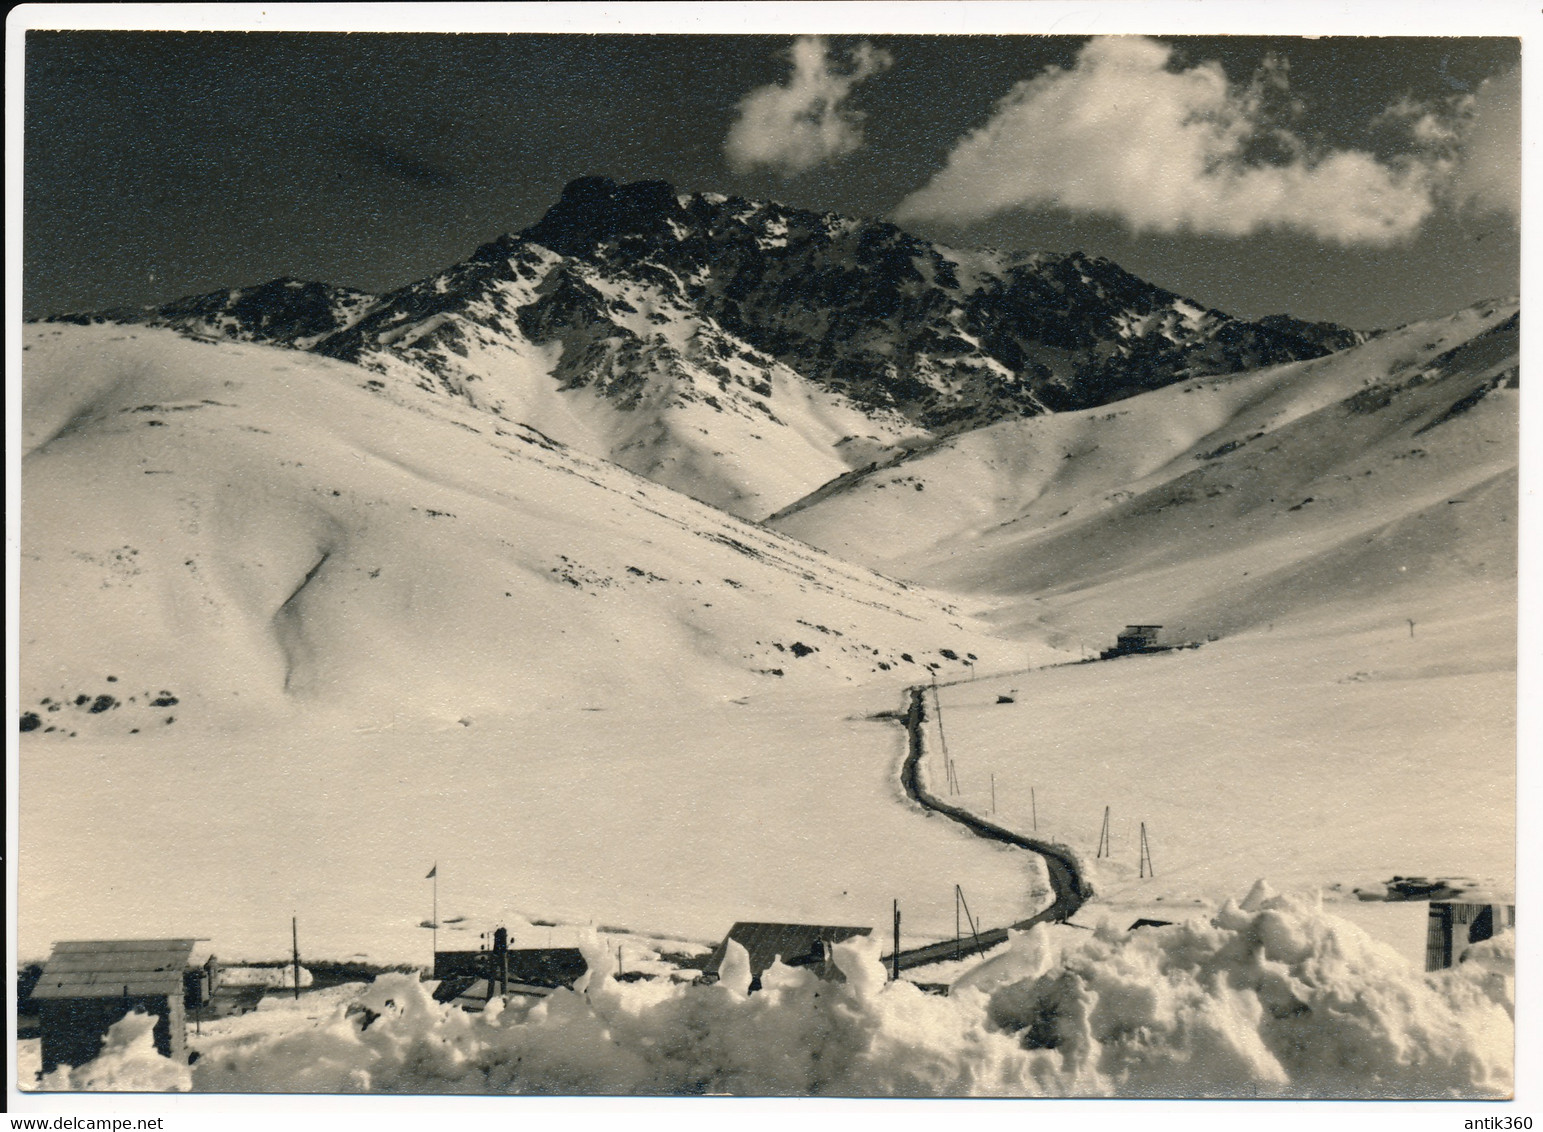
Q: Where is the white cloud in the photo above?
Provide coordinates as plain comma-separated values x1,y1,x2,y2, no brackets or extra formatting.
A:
1447,66,1520,221
725,37,892,177
894,36,1448,246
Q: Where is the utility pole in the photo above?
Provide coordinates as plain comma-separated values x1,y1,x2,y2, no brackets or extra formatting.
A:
291,915,301,1001
1097,806,1111,858
1032,786,1038,832
933,675,958,795
892,900,901,981
990,773,996,816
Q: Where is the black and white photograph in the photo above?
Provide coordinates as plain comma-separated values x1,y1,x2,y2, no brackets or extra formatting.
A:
7,1,1530,1112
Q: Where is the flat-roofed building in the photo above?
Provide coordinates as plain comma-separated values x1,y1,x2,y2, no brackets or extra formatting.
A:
32,939,197,1073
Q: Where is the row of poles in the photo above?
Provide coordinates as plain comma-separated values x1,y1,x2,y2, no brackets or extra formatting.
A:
887,883,985,980
409,676,1161,988
935,677,1154,875
1096,806,1157,877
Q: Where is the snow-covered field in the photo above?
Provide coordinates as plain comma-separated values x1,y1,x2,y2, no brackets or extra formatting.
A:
18,683,1049,965
931,598,1513,899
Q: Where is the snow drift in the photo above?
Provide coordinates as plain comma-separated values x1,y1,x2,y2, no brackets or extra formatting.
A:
29,890,1513,1098
219,965,314,988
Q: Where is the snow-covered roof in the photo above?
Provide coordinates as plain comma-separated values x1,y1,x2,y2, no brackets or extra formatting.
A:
33,938,197,1000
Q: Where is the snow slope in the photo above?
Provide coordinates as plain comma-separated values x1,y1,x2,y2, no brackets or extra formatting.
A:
771,301,1518,647
18,683,1056,965
318,240,928,520
20,322,1032,736
18,322,1057,964
767,299,1518,939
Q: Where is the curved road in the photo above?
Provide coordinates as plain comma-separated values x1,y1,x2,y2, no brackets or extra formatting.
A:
883,684,1094,973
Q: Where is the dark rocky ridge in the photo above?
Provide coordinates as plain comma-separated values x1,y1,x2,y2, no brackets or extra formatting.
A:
515,176,1361,425
42,177,1366,507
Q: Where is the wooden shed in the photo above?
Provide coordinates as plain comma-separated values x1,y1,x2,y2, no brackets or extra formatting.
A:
1425,899,1515,971
32,939,197,1073
704,922,872,990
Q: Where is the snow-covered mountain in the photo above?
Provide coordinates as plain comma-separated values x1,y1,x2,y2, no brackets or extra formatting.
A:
18,186,1517,1003
19,322,1036,737
769,299,1518,648
51,177,1360,519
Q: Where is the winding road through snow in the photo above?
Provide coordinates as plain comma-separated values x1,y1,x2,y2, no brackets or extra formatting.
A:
883,684,1094,973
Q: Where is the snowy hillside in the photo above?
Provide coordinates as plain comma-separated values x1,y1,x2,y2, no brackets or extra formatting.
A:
760,298,1518,934
50,177,1357,519
19,322,1032,738
771,300,1518,645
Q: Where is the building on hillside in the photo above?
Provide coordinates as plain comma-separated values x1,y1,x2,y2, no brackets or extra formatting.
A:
32,939,199,1073
1426,898,1515,972
1101,625,1167,659
702,922,872,991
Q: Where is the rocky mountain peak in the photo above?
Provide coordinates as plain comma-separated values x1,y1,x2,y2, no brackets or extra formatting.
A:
40,177,1367,519
521,175,697,258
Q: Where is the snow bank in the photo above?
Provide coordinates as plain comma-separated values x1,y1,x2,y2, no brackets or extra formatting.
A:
36,1011,193,1093
220,965,314,988
38,891,1507,1097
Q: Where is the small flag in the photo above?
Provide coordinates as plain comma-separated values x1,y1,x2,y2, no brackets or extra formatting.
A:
426,864,437,879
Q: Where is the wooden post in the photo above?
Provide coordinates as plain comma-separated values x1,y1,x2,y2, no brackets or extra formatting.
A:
1097,806,1110,858
892,900,901,981
1032,786,1038,831
957,886,982,954
493,926,509,998
990,773,996,815
291,916,301,1001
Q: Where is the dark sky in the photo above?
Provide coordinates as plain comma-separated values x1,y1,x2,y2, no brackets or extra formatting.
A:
23,31,1520,330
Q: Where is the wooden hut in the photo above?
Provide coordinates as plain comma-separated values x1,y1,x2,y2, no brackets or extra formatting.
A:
32,939,197,1073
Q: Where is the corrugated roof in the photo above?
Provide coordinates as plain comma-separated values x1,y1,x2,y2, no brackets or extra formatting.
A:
706,922,872,979
32,939,196,1000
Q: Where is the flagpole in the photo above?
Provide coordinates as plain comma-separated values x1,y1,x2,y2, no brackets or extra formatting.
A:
426,862,439,966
